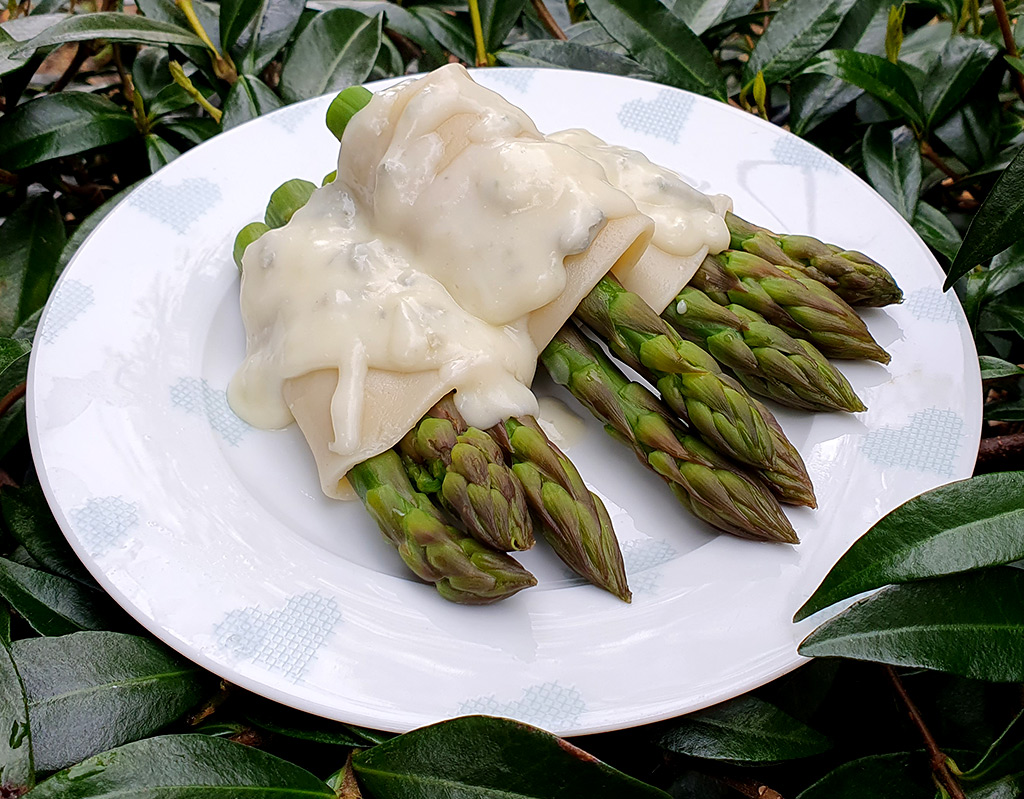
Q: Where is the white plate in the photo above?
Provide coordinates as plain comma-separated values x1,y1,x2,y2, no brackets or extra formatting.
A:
28,69,981,736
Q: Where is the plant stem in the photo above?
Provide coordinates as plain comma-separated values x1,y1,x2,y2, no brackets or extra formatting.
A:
529,0,567,40
0,382,26,420
186,680,233,725
719,775,784,799
466,0,489,66
49,42,92,93
885,666,967,799
976,430,1024,469
992,0,1024,104
175,0,237,83
168,60,223,123
920,141,960,181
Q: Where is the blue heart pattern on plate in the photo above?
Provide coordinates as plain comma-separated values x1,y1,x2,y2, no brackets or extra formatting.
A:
69,496,139,558
459,681,587,729
861,408,966,476
128,177,222,235
214,592,342,683
170,378,251,446
618,89,695,144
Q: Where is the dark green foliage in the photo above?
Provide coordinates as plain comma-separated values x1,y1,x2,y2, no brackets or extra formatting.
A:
1,0,1024,796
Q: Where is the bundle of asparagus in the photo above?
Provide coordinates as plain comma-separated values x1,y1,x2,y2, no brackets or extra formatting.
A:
230,82,901,606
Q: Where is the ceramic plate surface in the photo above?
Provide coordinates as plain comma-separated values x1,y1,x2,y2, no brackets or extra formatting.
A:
28,69,981,736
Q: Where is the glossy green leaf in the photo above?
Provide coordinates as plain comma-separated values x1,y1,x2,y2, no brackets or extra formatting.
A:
987,242,1024,296
801,49,923,129
912,201,961,261
964,774,1024,799
657,694,831,763
325,0,444,65
797,472,1024,620
799,568,1024,681
0,338,30,455
220,0,263,54
279,9,382,103
962,709,1024,784
0,339,30,381
987,303,1024,341
1,486,94,587
157,117,220,146
0,26,31,76
898,19,951,73
933,97,999,172
0,193,66,337
0,608,32,795
245,0,305,72
862,124,920,221
144,133,181,173
243,697,392,746
353,716,671,799
10,11,203,55
407,6,478,64
586,0,725,99
986,399,1024,422
565,19,626,50
134,0,221,80
222,73,284,130
664,0,733,36
947,144,1024,288
131,46,172,100
265,179,316,228
25,734,336,798
1008,56,1024,77
12,633,206,772
795,752,934,798
480,0,526,52
497,40,653,77
0,558,122,637
743,0,859,86
921,35,998,131
0,92,136,171
788,0,889,134
979,356,1024,380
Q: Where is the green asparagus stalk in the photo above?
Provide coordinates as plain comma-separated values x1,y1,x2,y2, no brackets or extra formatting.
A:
489,416,632,603
726,213,903,308
575,275,815,507
348,450,537,604
662,287,866,413
692,252,891,364
399,414,534,552
543,325,798,543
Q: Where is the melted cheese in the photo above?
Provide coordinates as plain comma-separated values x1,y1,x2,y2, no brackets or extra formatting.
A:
548,129,731,312
228,65,731,498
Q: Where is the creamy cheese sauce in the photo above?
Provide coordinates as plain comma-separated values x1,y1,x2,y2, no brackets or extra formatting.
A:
229,65,637,451
228,65,732,474
548,129,731,258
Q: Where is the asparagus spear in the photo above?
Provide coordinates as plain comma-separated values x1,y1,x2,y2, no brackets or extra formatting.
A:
662,288,866,413
575,275,815,507
489,416,632,603
692,252,891,365
726,212,903,308
543,325,798,543
399,414,534,552
348,450,537,604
